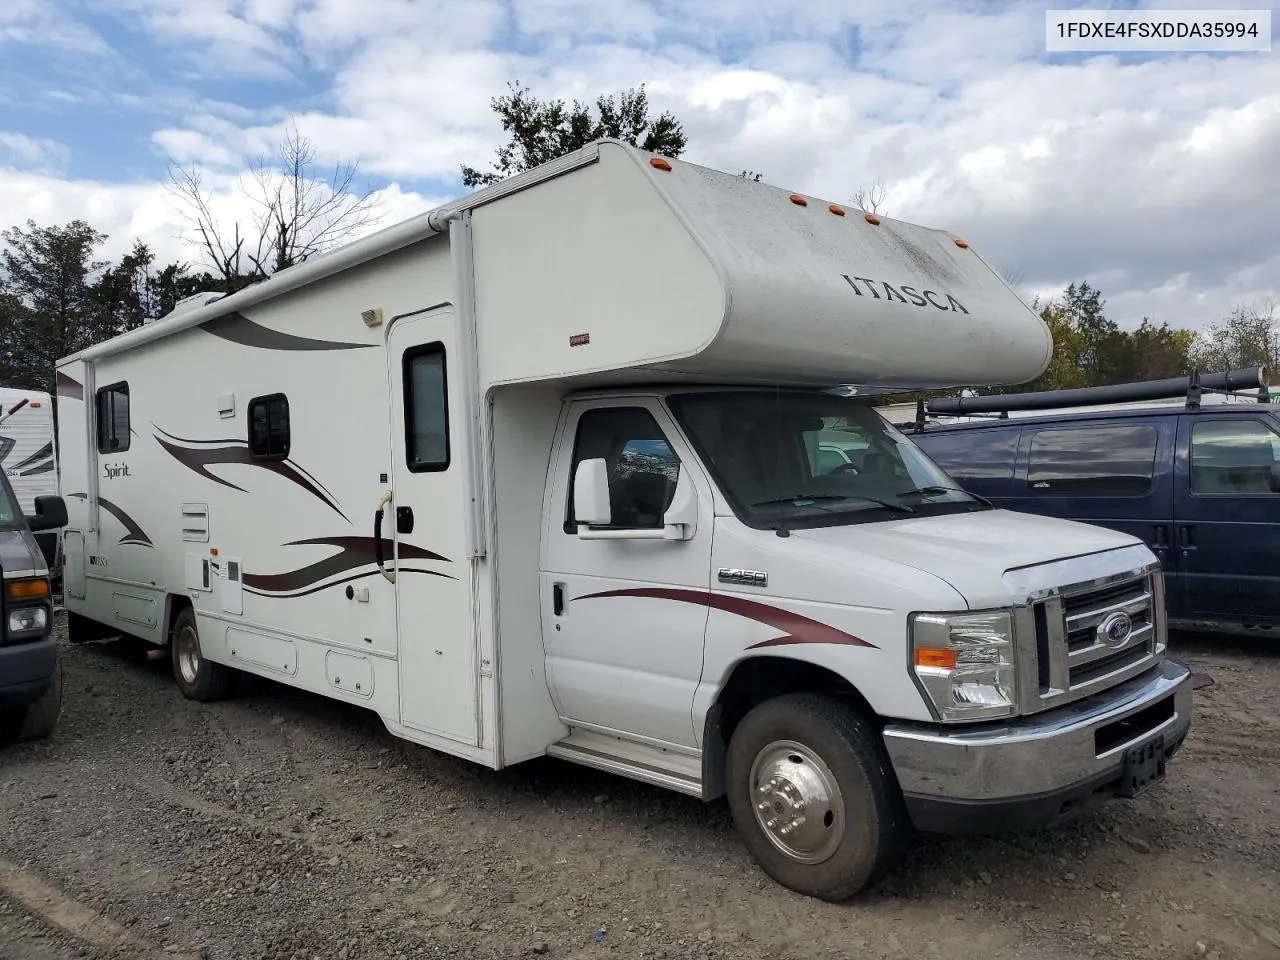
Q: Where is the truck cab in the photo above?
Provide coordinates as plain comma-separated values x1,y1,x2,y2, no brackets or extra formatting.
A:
0,466,68,745
542,384,1190,898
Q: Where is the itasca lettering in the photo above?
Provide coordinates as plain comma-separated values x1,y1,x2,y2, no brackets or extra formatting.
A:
842,275,969,314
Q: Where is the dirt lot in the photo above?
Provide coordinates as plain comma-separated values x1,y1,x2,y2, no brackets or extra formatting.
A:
1,616,1278,960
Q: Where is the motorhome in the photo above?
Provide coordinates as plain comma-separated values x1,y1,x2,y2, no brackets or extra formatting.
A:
0,389,61,573
54,141,1192,900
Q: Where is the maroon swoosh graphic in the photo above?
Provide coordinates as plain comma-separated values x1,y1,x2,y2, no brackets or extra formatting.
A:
201,311,375,352
574,588,875,649
243,536,452,595
67,493,154,548
11,441,53,472
153,428,348,521
56,371,83,401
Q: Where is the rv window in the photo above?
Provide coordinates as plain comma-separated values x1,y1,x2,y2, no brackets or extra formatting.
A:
1190,419,1280,495
248,394,290,460
564,408,681,533
96,382,130,453
915,427,1021,481
404,344,449,471
1026,424,1157,497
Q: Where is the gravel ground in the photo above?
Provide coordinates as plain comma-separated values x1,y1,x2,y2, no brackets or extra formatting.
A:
1,615,1278,960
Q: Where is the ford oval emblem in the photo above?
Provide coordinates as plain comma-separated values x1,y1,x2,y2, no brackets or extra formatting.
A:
1098,611,1133,647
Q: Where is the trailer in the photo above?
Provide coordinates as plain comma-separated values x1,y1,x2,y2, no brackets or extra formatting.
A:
55,140,1191,900
0,388,61,574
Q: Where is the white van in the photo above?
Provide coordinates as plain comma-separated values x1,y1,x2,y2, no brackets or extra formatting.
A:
55,141,1191,900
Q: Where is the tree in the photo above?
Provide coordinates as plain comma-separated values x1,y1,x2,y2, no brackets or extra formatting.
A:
461,82,688,188
0,221,207,395
851,181,888,216
167,121,383,294
1189,301,1278,373
0,220,112,393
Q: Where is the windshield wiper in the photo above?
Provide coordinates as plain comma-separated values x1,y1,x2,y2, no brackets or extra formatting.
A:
898,485,993,507
752,493,914,514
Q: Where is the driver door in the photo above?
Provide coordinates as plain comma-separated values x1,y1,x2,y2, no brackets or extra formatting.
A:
540,400,712,748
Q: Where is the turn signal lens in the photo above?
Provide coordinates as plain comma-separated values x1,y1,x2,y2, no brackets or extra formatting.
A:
914,647,957,670
7,577,50,600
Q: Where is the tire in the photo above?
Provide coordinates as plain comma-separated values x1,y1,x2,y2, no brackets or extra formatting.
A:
725,692,910,901
17,647,63,742
170,607,235,702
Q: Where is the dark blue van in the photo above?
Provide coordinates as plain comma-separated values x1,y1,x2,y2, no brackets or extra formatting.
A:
908,384,1280,637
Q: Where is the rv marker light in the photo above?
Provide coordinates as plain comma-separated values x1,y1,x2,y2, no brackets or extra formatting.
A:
864,214,881,225
829,204,846,216
649,157,672,171
954,238,969,248
789,194,808,206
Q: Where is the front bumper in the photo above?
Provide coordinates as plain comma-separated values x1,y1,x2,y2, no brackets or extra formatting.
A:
882,658,1192,834
0,636,57,707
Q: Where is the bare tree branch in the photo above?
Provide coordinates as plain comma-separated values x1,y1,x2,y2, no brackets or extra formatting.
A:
164,120,385,293
851,180,888,216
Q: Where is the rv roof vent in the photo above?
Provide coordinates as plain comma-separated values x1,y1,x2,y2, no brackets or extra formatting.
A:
150,290,225,323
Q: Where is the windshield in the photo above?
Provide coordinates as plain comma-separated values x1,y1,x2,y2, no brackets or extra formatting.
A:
666,391,987,529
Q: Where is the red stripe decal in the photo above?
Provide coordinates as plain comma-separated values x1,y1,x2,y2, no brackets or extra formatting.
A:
574,587,876,650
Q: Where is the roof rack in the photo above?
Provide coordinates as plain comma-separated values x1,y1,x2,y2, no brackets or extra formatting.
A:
922,366,1269,419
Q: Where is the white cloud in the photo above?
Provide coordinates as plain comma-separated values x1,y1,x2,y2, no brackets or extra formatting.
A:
0,167,442,276
0,133,70,173
2,0,1278,331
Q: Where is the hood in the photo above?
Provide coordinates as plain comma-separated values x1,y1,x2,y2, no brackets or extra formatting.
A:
0,526,49,577
788,509,1143,608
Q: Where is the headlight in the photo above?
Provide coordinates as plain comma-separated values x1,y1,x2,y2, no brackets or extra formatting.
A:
7,604,48,637
910,610,1017,722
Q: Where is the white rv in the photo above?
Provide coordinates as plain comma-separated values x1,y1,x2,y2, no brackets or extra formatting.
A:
0,388,61,573
55,141,1192,900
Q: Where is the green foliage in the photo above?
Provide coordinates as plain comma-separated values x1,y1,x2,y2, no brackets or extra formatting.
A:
461,82,688,188
0,220,211,395
1188,302,1278,372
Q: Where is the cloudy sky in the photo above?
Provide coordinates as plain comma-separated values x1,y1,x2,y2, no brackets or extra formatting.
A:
0,0,1275,331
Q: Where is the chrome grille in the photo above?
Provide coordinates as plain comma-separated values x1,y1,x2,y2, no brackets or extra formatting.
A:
1019,566,1164,715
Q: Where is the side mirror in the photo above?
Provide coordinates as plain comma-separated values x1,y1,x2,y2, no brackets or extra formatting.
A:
26,495,68,532
1269,463,1280,493
573,458,612,528
661,470,698,540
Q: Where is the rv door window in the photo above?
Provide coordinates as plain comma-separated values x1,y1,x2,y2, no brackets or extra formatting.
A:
95,382,130,453
403,344,449,471
563,408,681,533
1026,424,1158,497
248,394,290,460
1190,419,1280,495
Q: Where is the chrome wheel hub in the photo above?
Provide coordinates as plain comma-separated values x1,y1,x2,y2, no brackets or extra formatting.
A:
749,740,844,864
175,626,201,686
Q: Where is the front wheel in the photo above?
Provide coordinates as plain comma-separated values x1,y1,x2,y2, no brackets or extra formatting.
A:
725,693,910,901
171,607,235,702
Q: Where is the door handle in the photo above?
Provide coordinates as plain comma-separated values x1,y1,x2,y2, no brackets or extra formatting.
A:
1153,524,1169,548
552,582,565,617
374,491,395,583
1179,526,1195,549
396,506,414,534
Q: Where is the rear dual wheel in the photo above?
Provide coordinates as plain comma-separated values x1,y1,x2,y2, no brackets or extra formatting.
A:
725,693,910,901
